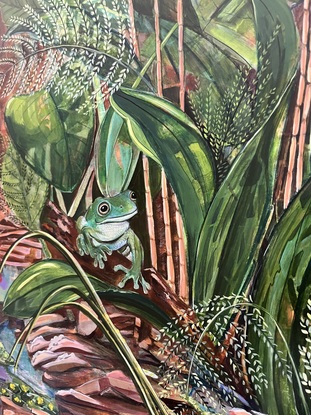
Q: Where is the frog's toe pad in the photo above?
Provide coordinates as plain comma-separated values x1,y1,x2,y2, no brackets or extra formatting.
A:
94,256,105,269
114,264,128,273
117,270,151,294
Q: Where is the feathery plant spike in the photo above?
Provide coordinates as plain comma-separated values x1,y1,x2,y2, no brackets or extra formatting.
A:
299,298,311,396
188,30,282,186
157,294,297,412
0,0,134,106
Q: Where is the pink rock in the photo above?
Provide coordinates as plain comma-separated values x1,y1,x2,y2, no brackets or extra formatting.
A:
27,336,51,354
47,334,109,356
56,389,148,415
32,314,67,329
31,350,63,367
43,368,107,389
76,302,97,336
42,352,91,372
76,370,142,403
26,326,76,342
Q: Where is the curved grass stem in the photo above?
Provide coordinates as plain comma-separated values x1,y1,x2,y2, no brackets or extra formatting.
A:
9,284,96,369
0,231,171,415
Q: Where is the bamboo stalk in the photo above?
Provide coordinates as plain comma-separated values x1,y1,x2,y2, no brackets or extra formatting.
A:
154,0,163,96
154,0,175,286
143,155,158,268
128,0,140,59
176,0,188,302
178,0,185,112
173,193,188,301
283,119,300,209
283,0,310,207
161,171,175,287
127,0,157,269
296,0,310,192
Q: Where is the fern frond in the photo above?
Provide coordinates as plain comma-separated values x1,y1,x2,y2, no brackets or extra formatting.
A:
37,0,61,45
0,0,135,107
0,144,49,230
189,29,280,187
23,4,54,44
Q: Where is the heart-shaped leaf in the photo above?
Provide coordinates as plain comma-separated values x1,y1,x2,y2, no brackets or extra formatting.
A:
5,86,94,192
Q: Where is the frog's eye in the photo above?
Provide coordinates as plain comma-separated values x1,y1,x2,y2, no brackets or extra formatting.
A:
130,191,137,201
98,202,110,216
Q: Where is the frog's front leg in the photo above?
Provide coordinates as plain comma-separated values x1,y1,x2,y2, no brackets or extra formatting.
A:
76,229,112,269
114,229,151,294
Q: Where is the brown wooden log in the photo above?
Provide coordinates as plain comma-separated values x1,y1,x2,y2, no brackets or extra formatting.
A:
41,200,189,321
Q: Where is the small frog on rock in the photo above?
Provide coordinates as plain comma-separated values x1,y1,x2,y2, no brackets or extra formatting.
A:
76,190,151,293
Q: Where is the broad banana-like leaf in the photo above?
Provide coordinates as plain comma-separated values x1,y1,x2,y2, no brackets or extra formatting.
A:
190,0,256,66
252,179,311,415
111,88,216,276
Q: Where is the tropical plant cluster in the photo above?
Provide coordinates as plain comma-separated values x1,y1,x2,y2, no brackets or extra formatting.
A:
0,0,310,414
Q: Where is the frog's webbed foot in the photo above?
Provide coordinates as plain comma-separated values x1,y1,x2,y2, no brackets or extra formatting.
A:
76,233,112,269
114,264,151,294
91,246,112,269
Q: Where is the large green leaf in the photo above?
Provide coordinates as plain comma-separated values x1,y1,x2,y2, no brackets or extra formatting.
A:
137,18,252,104
3,259,169,328
192,0,298,302
5,87,94,192
1,144,48,229
96,106,140,196
111,88,216,275
252,179,311,415
191,0,256,66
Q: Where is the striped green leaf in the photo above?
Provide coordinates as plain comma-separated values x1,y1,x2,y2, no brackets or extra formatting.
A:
3,259,169,329
111,88,215,275
192,0,298,302
96,106,140,196
252,179,311,415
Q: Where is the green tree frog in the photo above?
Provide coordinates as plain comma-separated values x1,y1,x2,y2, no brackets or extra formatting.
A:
76,190,151,293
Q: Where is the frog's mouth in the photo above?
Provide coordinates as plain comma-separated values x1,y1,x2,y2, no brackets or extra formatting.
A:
96,208,138,224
